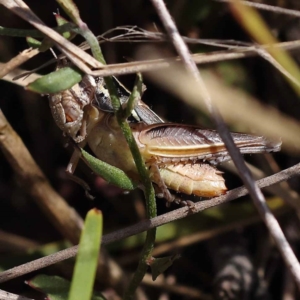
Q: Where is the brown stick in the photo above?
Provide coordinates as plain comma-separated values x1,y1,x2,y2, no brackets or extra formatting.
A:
0,109,83,243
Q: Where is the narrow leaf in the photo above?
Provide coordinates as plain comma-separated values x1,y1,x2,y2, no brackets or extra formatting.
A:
27,275,70,300
56,0,82,25
27,274,105,300
54,13,74,40
122,73,143,120
26,36,42,48
149,254,180,281
230,1,300,95
27,67,83,94
68,209,103,300
81,149,137,190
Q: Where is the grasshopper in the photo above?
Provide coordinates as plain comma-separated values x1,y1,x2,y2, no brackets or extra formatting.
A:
48,73,281,204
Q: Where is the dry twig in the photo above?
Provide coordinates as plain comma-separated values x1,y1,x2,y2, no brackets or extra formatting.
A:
0,110,83,244
0,289,33,300
0,48,39,79
149,0,300,290
0,0,101,73
0,229,39,252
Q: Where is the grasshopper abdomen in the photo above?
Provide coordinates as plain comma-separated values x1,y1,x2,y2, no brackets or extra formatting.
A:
158,164,227,197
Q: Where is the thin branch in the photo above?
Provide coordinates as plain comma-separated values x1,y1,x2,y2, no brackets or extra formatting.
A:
229,1,300,96
142,273,210,300
0,0,100,73
150,0,300,290
216,0,300,18
6,36,300,82
90,39,300,77
0,289,33,300
96,25,253,49
256,47,300,88
0,48,39,79
119,206,288,266
1,64,42,86
0,229,39,252
224,160,300,216
0,162,299,284
0,110,83,244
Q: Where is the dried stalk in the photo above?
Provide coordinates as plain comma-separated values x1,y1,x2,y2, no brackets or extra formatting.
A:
0,0,100,72
216,0,300,18
0,110,83,244
149,0,300,290
0,289,33,300
0,48,39,79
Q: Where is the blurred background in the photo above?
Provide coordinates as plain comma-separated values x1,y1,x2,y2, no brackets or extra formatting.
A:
1,0,300,299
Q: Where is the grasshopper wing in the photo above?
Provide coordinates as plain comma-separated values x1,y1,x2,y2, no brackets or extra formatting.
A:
132,123,281,165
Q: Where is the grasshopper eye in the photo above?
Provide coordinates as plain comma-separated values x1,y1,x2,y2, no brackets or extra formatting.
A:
65,114,73,123
63,104,82,123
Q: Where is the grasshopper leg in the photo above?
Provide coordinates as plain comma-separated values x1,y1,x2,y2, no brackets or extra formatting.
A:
149,162,175,206
66,147,94,200
72,115,88,143
180,200,196,212
68,89,88,143
66,147,81,174
154,185,195,209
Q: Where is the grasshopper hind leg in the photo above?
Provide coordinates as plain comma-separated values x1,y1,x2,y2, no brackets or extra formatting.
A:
149,163,175,206
154,187,195,209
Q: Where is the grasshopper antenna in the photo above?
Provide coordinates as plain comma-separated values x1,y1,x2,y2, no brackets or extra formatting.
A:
49,48,58,60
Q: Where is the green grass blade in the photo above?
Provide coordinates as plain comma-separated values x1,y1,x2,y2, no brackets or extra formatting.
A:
68,208,103,300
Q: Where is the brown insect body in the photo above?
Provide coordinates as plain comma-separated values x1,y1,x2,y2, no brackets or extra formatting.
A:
85,107,280,199
85,108,226,197
48,73,282,202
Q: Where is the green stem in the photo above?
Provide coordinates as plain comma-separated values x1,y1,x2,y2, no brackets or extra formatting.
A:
123,228,156,300
122,73,143,120
64,12,157,299
78,28,106,65
0,23,76,38
115,73,156,300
